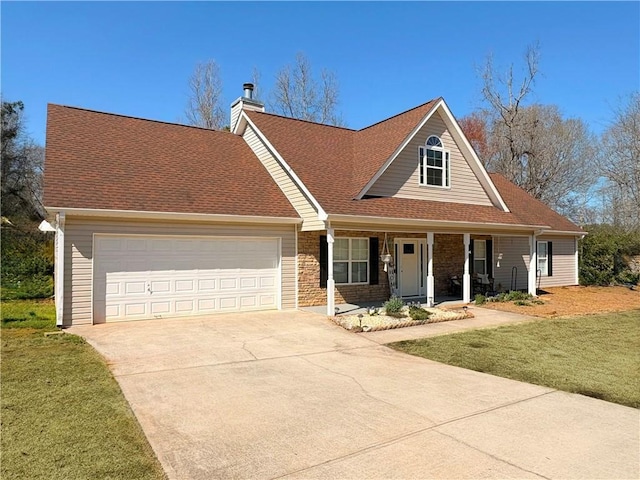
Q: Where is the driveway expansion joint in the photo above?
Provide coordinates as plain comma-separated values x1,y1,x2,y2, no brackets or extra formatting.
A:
272,390,558,480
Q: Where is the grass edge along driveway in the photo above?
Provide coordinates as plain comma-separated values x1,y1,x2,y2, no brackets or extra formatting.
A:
1,300,166,480
390,309,640,409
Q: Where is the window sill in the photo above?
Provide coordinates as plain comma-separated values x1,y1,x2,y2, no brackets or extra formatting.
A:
418,183,451,190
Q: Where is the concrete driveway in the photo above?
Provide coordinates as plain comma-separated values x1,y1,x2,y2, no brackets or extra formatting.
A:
70,311,639,480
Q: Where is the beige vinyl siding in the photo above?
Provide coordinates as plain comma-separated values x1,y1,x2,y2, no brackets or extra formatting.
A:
367,111,493,206
537,236,578,288
492,236,531,292
63,217,296,326
243,125,324,231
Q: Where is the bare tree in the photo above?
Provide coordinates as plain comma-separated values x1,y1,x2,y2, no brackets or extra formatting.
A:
250,66,262,102
270,52,343,126
477,45,595,218
600,93,640,228
1,100,45,222
185,60,226,130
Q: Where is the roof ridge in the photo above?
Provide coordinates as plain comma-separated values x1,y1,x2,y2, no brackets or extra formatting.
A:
247,110,355,131
48,103,236,136
357,98,441,132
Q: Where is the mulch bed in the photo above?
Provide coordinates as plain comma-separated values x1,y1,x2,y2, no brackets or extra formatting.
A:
482,285,639,318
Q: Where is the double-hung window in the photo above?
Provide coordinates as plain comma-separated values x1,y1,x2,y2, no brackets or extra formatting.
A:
537,241,548,276
334,238,368,284
419,135,450,188
473,240,486,274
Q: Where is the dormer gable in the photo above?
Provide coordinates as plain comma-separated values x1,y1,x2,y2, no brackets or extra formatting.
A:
358,99,509,212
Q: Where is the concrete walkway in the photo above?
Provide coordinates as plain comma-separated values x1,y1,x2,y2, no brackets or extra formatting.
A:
70,310,639,480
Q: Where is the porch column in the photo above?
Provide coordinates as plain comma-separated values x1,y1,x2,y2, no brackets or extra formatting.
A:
528,233,538,296
463,233,471,303
55,212,65,327
426,232,435,307
326,227,335,316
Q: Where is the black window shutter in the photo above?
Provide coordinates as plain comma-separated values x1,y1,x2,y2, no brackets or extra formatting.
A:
469,240,475,275
319,235,328,288
369,237,379,285
548,242,553,277
486,239,493,278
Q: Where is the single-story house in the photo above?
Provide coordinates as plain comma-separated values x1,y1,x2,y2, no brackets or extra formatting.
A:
43,84,584,326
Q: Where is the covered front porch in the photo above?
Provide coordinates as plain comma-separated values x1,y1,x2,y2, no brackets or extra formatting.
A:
297,225,540,316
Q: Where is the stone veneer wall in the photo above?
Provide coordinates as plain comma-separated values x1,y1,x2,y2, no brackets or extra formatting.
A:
298,230,485,306
298,230,390,306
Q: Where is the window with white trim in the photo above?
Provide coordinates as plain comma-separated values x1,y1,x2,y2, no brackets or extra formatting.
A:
537,241,548,276
474,240,486,274
419,135,450,188
334,238,369,284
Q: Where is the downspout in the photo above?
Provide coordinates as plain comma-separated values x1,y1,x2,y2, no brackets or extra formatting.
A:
55,212,65,327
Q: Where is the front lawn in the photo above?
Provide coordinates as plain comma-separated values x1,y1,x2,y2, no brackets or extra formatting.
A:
390,310,640,408
1,300,166,480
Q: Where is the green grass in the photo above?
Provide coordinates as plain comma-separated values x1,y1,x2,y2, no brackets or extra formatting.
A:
1,300,166,480
390,310,640,408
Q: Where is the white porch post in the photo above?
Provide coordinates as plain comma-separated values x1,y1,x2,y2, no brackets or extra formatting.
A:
55,212,65,327
326,227,335,316
426,232,435,307
528,233,538,296
463,233,471,303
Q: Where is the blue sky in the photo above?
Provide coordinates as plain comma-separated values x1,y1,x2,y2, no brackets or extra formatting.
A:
2,2,639,144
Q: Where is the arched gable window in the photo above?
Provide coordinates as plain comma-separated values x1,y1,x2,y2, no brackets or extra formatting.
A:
418,135,450,188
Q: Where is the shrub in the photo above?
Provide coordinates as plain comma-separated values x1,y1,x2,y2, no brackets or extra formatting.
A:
504,291,532,302
514,300,531,306
580,224,640,286
409,306,431,321
1,228,54,300
474,294,486,305
383,296,404,314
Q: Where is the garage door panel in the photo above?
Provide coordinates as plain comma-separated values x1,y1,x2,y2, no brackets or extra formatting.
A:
198,279,217,291
124,302,147,316
150,280,170,293
94,235,280,322
125,281,147,295
220,297,238,310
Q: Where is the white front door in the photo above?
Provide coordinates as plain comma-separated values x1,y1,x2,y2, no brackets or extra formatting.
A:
399,240,420,297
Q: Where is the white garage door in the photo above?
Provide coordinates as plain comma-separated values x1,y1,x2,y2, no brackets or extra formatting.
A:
93,235,280,322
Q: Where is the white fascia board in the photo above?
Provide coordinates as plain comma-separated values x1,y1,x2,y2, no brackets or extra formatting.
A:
44,207,302,224
537,229,587,236
232,109,249,135
356,99,441,199
327,213,550,232
242,114,329,222
436,100,509,212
